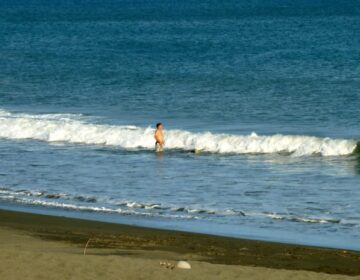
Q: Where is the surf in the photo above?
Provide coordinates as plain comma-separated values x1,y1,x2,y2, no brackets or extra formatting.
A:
0,109,357,157
1,185,357,227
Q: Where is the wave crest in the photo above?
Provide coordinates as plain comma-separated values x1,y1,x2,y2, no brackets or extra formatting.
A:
0,109,357,156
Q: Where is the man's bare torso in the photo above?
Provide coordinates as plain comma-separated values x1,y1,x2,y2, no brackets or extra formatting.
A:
154,129,164,145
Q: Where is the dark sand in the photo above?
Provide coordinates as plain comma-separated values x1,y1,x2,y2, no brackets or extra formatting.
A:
1,209,360,279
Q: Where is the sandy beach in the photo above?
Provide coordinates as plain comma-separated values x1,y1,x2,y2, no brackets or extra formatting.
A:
2,0,360,279
0,209,359,280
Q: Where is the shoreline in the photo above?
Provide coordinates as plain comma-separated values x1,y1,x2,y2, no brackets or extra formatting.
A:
1,208,360,276
2,201,359,252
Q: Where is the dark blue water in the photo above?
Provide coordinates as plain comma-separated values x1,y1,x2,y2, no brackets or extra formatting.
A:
1,0,360,250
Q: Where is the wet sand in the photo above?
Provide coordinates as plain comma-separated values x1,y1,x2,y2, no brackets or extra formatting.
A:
1,209,360,279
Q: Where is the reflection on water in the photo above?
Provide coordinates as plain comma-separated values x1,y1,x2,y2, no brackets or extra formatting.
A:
1,139,360,250
260,153,360,177
353,155,360,176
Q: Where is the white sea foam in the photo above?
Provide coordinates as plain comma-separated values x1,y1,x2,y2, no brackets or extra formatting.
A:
0,109,357,156
259,212,341,224
1,186,359,226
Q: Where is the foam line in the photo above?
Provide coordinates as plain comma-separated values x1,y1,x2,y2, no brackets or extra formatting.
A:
1,186,357,226
0,109,357,156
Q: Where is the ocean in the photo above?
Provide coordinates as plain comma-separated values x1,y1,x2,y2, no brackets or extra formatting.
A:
1,0,360,250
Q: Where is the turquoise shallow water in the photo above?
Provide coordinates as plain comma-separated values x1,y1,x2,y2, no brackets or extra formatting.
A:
0,0,360,250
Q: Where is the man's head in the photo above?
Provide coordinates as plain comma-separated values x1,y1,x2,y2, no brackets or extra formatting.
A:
156,122,163,130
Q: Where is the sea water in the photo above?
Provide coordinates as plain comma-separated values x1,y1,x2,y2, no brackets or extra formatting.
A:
1,0,360,250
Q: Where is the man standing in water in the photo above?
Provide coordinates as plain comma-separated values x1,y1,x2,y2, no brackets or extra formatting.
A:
154,123,164,152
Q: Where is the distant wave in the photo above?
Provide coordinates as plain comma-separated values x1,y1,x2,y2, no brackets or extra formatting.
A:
0,109,357,156
1,186,358,227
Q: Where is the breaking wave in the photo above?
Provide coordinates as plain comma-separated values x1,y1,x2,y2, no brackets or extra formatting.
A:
0,109,358,156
